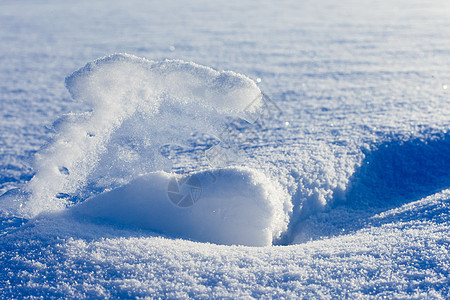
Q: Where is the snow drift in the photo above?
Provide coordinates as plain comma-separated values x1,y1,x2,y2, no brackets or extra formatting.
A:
71,168,290,246
17,53,291,246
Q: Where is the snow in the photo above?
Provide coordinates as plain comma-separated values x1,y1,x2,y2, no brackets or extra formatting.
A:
23,53,262,217
1,190,449,298
1,0,450,298
71,168,291,246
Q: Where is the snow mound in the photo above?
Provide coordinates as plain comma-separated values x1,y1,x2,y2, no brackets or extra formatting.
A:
70,167,291,246
11,54,293,246
21,54,263,217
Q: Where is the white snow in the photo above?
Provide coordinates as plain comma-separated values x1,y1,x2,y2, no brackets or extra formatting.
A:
23,53,262,217
0,0,449,298
70,167,291,246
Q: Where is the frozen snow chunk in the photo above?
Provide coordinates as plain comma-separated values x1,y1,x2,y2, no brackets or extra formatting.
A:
65,53,261,113
23,54,262,217
70,167,291,246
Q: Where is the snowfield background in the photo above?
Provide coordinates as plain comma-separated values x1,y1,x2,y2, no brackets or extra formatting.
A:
1,0,449,298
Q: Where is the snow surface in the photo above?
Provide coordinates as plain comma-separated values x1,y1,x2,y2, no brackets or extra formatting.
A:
1,0,450,298
71,168,291,247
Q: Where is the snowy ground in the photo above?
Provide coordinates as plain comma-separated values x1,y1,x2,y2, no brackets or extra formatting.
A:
1,0,449,298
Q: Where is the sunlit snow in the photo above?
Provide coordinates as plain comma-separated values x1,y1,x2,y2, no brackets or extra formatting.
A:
0,0,449,298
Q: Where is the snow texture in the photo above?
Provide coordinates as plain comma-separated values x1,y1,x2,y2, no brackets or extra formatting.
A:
0,0,449,298
22,53,262,217
71,168,290,247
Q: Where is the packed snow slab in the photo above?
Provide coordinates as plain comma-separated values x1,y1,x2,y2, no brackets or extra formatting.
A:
22,53,263,217
70,168,291,246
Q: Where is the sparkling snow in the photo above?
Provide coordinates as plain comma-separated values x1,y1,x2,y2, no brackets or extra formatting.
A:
0,0,449,298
